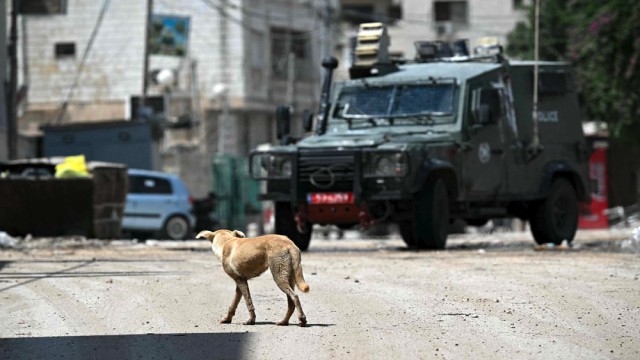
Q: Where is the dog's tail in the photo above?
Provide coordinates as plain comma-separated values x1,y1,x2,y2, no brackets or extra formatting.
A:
196,230,215,242
290,247,309,293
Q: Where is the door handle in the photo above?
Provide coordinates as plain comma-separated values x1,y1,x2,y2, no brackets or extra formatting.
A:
456,141,473,151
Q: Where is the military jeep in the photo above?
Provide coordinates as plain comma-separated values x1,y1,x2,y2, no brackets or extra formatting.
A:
249,24,590,251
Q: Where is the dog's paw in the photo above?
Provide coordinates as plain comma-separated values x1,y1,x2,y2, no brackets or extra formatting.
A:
243,318,256,325
219,317,232,324
298,316,307,327
276,320,289,326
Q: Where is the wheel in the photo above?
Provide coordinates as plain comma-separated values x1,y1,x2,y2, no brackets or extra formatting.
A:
398,221,416,247
465,218,489,227
529,178,579,245
163,215,191,240
275,202,312,251
402,178,450,249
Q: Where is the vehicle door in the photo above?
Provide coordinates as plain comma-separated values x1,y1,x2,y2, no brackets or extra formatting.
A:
125,175,174,230
462,81,507,199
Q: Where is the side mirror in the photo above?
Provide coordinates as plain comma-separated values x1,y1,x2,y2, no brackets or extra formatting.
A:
275,105,290,140
302,109,314,132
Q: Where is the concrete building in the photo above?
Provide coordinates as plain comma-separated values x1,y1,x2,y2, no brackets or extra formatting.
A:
338,0,531,76
16,0,338,195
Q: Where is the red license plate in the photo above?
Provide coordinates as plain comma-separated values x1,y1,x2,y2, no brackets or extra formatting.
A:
307,192,354,204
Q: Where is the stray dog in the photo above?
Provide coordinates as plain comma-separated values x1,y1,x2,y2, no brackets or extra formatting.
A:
196,229,309,326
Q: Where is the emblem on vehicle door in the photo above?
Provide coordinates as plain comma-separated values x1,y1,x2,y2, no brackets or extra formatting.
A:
478,142,491,164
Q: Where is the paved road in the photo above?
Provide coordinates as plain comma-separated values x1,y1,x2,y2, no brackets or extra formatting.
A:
1,229,639,359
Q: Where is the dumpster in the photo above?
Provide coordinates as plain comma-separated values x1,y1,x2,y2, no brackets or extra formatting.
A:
0,158,127,238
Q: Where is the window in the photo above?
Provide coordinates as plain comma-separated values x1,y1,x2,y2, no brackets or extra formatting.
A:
434,1,468,25
341,5,376,25
270,28,312,80
538,71,572,95
55,42,75,58
19,0,67,15
341,4,401,26
129,96,164,120
128,176,172,194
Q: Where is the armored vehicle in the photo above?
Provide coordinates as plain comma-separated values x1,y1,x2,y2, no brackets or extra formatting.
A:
250,23,590,250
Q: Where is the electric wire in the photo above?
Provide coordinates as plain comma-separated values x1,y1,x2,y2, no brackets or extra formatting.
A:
55,0,112,124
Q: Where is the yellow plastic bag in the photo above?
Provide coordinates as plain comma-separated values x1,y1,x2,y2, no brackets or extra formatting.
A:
55,155,90,178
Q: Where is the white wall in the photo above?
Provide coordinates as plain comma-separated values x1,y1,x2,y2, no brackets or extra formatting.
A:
22,0,146,109
340,0,528,64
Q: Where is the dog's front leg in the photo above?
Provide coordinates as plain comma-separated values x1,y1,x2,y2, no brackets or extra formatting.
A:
220,286,242,324
237,280,256,325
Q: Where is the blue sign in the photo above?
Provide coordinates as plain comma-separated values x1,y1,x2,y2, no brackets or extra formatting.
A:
150,15,190,57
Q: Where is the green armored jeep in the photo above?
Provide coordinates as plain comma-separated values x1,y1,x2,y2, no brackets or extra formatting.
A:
249,25,590,251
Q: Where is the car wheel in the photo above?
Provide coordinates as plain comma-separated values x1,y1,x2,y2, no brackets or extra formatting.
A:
163,215,191,240
404,178,450,250
275,202,312,251
530,178,578,245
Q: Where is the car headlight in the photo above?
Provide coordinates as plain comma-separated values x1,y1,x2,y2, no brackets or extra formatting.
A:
250,153,293,179
364,151,409,177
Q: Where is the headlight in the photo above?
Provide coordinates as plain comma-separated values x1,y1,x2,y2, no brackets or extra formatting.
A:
364,151,409,177
250,153,293,179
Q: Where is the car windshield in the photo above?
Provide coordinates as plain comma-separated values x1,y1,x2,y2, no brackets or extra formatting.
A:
333,81,457,126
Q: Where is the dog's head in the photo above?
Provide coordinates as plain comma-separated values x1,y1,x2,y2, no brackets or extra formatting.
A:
196,229,245,243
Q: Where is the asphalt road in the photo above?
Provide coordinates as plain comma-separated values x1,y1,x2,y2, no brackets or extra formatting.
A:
1,228,639,359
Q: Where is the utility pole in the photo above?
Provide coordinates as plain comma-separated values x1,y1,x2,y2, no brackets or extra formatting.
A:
322,0,331,57
531,0,541,149
217,0,229,155
7,0,19,160
141,0,153,113
285,0,294,110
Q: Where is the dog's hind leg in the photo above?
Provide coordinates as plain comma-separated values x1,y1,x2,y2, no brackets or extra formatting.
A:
237,280,256,325
271,259,307,327
220,285,242,324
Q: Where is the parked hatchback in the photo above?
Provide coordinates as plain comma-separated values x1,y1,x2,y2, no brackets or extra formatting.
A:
122,169,196,240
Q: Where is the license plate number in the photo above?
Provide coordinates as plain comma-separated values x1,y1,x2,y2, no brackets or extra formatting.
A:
307,192,354,204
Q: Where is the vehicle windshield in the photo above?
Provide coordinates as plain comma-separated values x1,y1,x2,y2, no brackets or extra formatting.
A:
333,81,457,127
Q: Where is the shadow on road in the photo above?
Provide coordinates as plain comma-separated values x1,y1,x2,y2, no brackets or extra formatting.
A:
0,332,250,360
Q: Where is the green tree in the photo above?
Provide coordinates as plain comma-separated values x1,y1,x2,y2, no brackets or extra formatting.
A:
506,0,640,143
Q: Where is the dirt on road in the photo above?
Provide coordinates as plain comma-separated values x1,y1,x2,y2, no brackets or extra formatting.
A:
1,228,639,359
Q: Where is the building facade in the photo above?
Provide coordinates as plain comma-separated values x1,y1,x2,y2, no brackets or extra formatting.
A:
17,0,337,195
338,0,531,76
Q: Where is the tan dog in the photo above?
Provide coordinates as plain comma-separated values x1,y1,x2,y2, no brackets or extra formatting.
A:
196,229,309,326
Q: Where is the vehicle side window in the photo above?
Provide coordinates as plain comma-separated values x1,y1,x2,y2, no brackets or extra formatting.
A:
129,175,172,194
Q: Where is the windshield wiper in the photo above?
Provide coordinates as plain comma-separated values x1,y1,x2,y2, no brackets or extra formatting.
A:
395,114,435,125
395,112,453,125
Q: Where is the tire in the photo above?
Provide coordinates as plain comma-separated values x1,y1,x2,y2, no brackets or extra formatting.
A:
163,215,191,240
529,178,579,245
275,202,312,251
402,178,450,249
398,221,416,248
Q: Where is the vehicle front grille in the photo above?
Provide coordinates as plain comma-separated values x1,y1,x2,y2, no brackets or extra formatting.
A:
298,150,355,190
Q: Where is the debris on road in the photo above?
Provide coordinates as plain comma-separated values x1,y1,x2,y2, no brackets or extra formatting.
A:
0,231,18,248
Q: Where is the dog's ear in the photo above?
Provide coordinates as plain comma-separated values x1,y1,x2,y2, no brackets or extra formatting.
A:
232,230,246,238
196,230,216,242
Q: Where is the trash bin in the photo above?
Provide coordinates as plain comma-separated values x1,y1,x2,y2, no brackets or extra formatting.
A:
0,158,127,239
